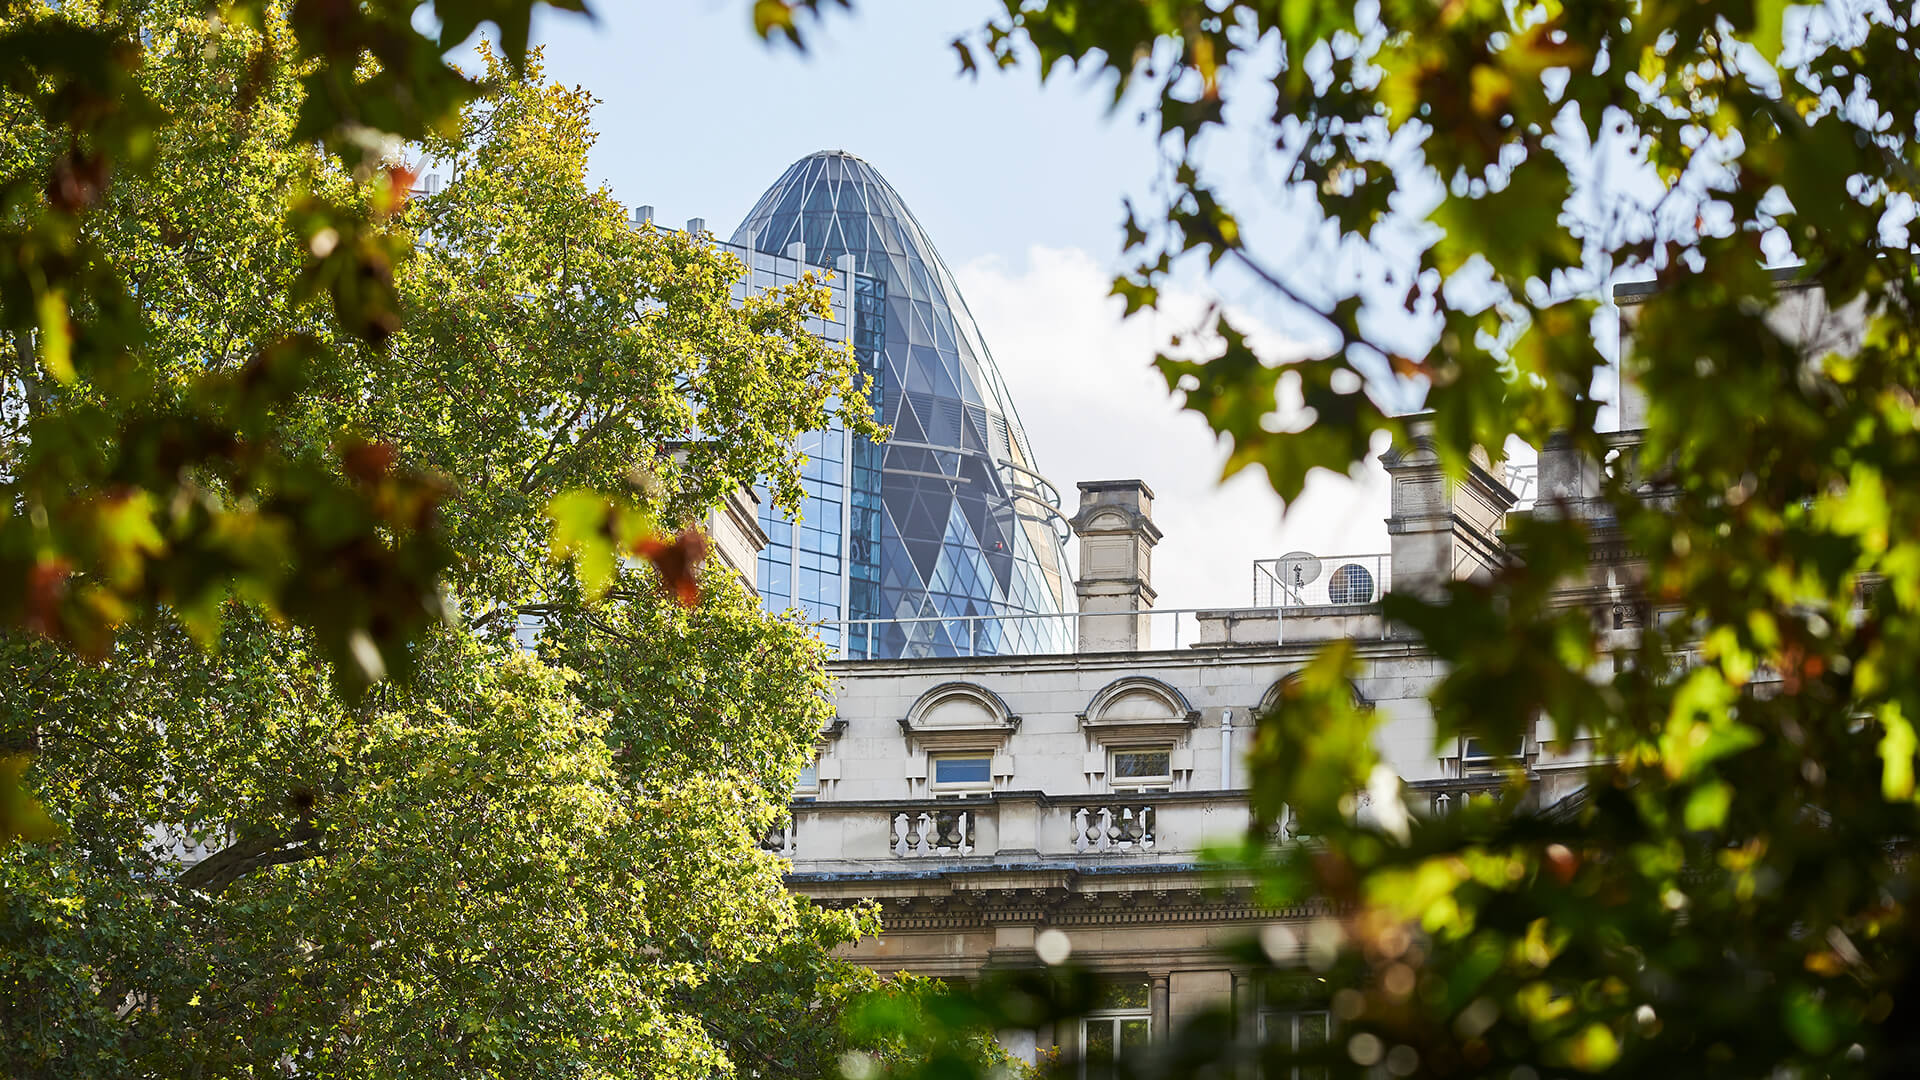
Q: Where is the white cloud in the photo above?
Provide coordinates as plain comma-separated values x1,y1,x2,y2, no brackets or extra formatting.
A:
957,245,1391,616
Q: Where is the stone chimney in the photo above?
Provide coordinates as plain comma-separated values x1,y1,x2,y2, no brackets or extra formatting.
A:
1381,417,1516,601
1067,481,1160,652
704,485,770,596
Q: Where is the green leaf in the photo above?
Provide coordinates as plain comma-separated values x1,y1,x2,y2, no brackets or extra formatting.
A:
1879,704,1916,802
1683,779,1733,831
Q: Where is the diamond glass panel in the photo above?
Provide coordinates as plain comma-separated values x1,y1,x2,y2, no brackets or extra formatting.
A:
735,151,1074,658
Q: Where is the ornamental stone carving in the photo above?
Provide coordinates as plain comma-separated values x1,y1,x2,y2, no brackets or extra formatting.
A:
897,682,1020,754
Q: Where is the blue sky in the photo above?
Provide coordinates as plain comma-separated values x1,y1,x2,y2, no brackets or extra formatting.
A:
530,3,1156,268
525,3,1401,616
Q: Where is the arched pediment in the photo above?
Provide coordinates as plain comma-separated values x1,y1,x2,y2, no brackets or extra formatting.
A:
1079,676,1199,745
898,682,1019,751
1258,671,1371,717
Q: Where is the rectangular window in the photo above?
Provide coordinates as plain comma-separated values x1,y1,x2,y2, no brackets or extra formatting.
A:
1110,748,1172,791
930,753,993,792
1257,1010,1331,1080
1461,737,1524,769
795,759,818,794
1081,980,1152,1080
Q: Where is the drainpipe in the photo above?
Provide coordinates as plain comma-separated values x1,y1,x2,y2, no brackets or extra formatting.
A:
1221,709,1234,789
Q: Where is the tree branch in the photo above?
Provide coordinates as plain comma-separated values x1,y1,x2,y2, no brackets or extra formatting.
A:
175,822,326,895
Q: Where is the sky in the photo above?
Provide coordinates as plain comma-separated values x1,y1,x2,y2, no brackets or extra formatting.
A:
526,3,1400,612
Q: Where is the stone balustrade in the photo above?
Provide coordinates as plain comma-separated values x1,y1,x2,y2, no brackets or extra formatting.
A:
761,817,797,858
890,805,978,856
765,777,1558,869
1406,775,1521,817
767,791,1247,872
1070,800,1156,854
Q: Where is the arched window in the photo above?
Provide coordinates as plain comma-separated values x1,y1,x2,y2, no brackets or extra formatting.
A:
898,682,1020,795
1079,677,1200,792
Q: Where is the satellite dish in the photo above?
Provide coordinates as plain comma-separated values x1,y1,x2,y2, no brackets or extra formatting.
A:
1276,551,1322,600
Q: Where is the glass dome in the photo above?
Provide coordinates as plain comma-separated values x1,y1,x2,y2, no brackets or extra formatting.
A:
735,151,1074,657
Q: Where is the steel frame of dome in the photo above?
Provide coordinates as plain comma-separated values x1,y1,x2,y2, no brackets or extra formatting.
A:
735,151,1074,659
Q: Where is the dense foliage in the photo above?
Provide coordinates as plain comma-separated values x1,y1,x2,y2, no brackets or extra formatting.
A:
764,0,1920,1077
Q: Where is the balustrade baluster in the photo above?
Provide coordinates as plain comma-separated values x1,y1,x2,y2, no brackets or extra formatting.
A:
760,817,794,856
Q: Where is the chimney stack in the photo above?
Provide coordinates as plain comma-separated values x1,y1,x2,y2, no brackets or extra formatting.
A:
1068,481,1160,652
1381,416,1516,601
633,205,654,227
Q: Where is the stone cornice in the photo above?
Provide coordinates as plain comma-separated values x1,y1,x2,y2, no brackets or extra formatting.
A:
782,787,1250,814
830,638,1434,677
797,870,1333,931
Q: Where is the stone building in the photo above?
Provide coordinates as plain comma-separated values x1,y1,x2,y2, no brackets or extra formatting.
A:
766,419,1610,1068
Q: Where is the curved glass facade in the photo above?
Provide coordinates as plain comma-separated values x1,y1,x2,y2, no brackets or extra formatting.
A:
736,151,1074,658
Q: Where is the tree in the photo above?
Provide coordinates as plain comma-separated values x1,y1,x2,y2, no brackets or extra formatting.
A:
3,602,879,1078
5,10,896,1077
761,0,1920,1076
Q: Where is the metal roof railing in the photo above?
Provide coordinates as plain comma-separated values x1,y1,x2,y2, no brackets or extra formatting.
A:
1250,553,1391,608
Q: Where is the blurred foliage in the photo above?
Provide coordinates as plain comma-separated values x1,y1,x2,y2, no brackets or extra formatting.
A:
761,0,1920,1077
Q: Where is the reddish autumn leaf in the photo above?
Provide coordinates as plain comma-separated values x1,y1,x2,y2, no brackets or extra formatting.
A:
1778,642,1825,695
1389,354,1434,378
47,146,108,212
340,440,396,484
1545,843,1580,885
23,558,73,639
633,528,708,608
377,163,418,219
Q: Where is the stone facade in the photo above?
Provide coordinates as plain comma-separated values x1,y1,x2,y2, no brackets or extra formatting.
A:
771,418,1609,1064
705,485,769,591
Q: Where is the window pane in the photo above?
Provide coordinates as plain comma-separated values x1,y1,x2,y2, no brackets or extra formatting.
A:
1093,980,1151,1011
933,756,991,784
1120,1018,1151,1048
1297,1012,1329,1050
1298,1011,1330,1080
1084,1020,1117,1080
1113,751,1170,779
796,762,818,790
1463,737,1523,760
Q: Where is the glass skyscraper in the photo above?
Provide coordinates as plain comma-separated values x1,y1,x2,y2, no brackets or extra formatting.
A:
734,150,1074,658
